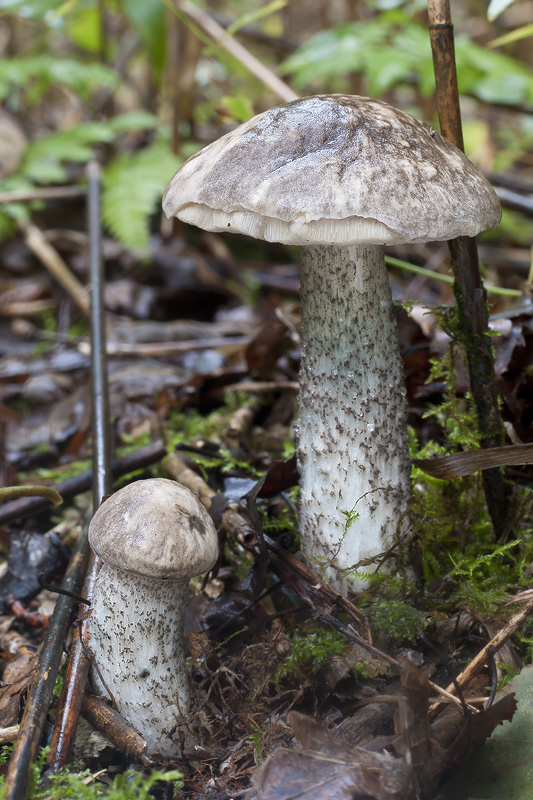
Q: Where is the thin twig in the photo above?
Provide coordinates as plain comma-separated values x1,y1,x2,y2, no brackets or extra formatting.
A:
78,336,251,358
2,546,91,800
47,162,113,773
429,594,533,715
16,218,90,315
174,0,298,103
0,186,85,204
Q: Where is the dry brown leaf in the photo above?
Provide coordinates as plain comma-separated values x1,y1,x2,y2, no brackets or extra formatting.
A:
0,652,37,727
414,443,533,478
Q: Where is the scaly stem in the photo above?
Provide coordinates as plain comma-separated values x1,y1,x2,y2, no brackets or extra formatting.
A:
298,245,411,592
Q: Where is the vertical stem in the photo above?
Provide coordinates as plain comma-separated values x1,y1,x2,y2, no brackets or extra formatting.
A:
427,0,511,537
47,163,112,773
427,0,463,150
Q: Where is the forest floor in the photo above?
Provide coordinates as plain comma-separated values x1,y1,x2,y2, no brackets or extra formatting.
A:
1,200,533,799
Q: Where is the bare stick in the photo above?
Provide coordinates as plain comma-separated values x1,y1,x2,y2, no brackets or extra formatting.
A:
0,186,85,204
0,441,167,526
81,696,149,763
47,163,113,773
427,0,511,537
17,218,90,315
429,594,533,714
175,0,298,103
3,547,91,800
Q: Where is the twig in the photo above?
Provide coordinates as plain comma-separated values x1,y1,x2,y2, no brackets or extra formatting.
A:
0,186,85,204
16,218,90,315
0,441,167,526
174,0,298,103
81,696,149,763
0,727,19,745
220,380,299,394
2,545,91,800
427,0,511,538
0,486,62,504
78,336,251,357
429,594,533,715
494,186,533,217
46,162,113,774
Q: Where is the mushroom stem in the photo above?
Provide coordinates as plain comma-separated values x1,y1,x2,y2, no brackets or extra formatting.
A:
297,244,411,591
88,565,189,758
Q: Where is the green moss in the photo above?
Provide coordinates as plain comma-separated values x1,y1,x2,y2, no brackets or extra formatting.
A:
0,748,182,799
275,628,347,685
370,600,425,648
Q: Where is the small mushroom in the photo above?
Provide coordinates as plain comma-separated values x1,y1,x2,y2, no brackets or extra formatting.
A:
87,478,218,758
163,95,501,591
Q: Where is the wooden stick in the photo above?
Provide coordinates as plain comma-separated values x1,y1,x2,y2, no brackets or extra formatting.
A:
81,696,149,763
427,0,511,538
0,186,85,204
17,218,90,315
46,162,113,774
175,0,298,103
429,594,533,714
0,727,19,745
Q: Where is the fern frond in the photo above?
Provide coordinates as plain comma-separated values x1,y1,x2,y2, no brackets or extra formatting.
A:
101,144,180,249
20,115,160,185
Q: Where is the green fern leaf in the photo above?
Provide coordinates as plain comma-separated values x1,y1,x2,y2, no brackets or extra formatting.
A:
102,144,181,249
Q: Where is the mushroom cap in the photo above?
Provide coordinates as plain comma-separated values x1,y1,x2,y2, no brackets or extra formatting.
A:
163,94,501,246
89,479,218,580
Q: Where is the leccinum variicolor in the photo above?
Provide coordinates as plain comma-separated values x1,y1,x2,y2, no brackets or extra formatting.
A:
163,95,500,592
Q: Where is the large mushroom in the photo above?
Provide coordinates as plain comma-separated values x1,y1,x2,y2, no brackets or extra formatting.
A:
163,95,501,591
87,478,218,758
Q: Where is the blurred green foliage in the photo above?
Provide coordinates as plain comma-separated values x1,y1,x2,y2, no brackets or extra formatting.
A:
0,0,531,247
281,11,533,108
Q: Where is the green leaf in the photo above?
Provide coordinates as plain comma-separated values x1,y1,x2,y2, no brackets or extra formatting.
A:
280,22,384,88
21,123,116,184
220,95,254,122
438,666,533,799
0,57,118,104
107,110,159,133
102,143,181,249
67,5,103,54
121,0,166,72
227,0,287,35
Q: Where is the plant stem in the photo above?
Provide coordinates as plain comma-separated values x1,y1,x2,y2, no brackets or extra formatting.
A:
427,0,511,538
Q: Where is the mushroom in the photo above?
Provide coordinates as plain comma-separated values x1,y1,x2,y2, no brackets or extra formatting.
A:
162,95,501,591
87,478,218,758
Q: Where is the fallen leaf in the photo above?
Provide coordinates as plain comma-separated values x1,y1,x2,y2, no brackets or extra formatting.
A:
435,667,530,800
414,443,533,479
0,653,37,727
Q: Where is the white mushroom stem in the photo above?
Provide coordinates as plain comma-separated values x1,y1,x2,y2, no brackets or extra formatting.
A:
297,244,411,591
88,564,189,759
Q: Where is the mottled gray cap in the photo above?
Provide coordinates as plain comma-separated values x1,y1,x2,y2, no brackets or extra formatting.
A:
89,478,218,580
163,94,501,246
